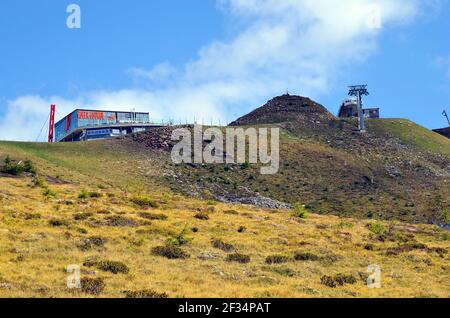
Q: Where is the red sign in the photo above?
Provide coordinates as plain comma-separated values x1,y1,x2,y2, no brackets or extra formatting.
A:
78,111,105,120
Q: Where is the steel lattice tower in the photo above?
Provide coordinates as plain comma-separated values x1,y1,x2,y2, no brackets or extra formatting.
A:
348,85,369,132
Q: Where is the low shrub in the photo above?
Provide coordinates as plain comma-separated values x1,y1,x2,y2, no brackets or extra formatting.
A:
73,212,93,221
88,191,102,198
265,255,289,264
124,289,168,298
1,156,36,176
78,190,88,199
166,226,192,246
79,236,107,251
96,260,129,274
293,203,308,219
138,212,168,221
386,243,428,256
194,212,209,220
443,209,450,224
151,246,190,259
226,253,250,264
320,274,357,288
84,259,129,274
294,252,320,262
320,275,337,288
212,239,235,252
334,274,357,285
42,188,56,198
80,277,105,295
32,176,47,189
104,215,138,227
24,213,41,220
367,223,386,235
48,218,69,227
320,254,341,265
130,196,159,208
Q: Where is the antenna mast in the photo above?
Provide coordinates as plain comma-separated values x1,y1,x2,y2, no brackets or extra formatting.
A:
348,85,369,132
443,110,450,126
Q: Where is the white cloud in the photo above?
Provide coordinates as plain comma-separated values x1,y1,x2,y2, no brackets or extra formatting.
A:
0,0,431,141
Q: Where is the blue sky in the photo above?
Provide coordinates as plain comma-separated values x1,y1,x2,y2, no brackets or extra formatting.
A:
0,0,449,141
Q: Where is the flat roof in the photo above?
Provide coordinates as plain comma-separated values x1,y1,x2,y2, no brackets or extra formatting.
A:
56,109,150,126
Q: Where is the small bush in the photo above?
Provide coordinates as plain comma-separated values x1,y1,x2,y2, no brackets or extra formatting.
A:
24,213,41,220
81,277,105,295
96,260,129,274
293,203,309,219
226,253,251,264
78,189,88,199
151,246,190,259
86,236,107,248
212,239,235,252
320,274,357,288
138,212,168,221
320,275,337,288
32,176,47,189
367,223,386,235
443,209,450,224
194,212,209,220
23,160,36,174
104,215,138,227
320,254,341,265
74,212,93,221
88,191,102,198
265,255,289,264
294,252,320,262
42,188,56,198
131,196,159,208
386,243,428,256
1,156,36,176
166,226,192,246
334,274,357,285
124,289,168,298
48,218,69,227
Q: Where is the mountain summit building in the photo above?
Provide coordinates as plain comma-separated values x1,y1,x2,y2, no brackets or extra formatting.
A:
338,99,380,119
54,109,163,142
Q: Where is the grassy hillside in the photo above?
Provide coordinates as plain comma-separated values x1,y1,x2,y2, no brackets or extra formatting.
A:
0,116,449,298
369,119,450,157
162,119,450,223
0,174,448,298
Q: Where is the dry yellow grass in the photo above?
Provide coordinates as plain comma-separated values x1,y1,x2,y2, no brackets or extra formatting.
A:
0,175,448,298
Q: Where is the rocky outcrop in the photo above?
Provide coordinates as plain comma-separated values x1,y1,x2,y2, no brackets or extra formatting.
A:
124,125,193,151
229,94,335,126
